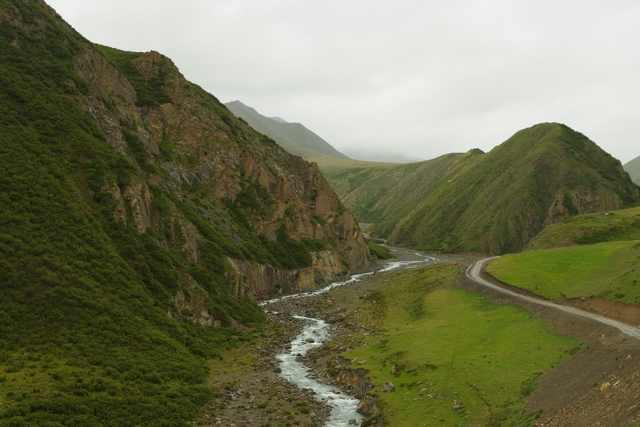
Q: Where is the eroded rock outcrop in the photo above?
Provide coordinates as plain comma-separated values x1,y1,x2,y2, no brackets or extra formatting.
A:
67,38,372,324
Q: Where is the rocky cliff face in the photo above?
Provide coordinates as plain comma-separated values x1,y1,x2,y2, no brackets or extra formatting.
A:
73,46,371,308
544,185,629,226
0,1,372,423
4,0,371,328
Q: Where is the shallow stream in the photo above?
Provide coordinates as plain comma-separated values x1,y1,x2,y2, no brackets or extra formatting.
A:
277,315,363,426
263,250,439,426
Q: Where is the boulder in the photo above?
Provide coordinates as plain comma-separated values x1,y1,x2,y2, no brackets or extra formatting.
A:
382,381,395,392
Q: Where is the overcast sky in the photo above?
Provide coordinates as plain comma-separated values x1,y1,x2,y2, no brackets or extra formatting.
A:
47,0,639,164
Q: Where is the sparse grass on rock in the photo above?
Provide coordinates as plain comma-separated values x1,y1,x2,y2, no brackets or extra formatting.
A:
368,243,395,260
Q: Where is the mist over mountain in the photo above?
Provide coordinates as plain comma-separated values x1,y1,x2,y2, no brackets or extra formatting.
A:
624,155,640,185
339,148,425,163
225,100,349,159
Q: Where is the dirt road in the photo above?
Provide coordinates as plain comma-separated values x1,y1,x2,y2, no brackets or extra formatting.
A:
466,257,640,339
461,257,640,427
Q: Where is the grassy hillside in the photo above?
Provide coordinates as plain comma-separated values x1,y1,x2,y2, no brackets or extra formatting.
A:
624,155,640,185
488,241,640,304
334,123,640,254
0,1,369,424
525,206,640,250
323,152,464,223
337,265,580,426
0,3,231,423
487,207,640,305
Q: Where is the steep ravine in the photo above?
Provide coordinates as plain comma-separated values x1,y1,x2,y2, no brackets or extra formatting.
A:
0,2,375,423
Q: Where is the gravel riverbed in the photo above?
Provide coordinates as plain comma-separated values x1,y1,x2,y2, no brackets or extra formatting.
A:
197,249,451,427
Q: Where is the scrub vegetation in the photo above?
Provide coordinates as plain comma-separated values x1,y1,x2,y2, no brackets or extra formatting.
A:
0,4,258,422
0,1,357,425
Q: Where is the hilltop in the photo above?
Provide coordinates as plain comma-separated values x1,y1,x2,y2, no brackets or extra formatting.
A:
0,1,370,424
331,123,640,254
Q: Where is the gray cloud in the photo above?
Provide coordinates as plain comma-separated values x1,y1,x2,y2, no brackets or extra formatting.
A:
48,0,640,163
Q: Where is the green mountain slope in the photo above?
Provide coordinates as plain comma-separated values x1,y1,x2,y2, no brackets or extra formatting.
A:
225,100,349,158
488,240,640,304
336,123,639,254
624,155,640,185
0,1,370,424
323,152,466,223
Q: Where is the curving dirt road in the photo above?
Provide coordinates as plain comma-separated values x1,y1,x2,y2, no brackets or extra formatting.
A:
466,257,640,340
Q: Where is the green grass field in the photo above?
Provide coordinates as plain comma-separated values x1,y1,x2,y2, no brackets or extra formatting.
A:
336,265,580,426
526,207,640,250
487,241,640,304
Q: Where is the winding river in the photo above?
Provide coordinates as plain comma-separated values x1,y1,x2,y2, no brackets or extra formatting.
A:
261,249,440,426
277,315,364,426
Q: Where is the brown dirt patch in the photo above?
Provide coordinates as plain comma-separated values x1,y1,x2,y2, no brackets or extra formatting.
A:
566,297,640,328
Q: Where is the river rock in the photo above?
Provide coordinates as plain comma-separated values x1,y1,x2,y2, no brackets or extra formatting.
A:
382,381,396,392
357,395,379,414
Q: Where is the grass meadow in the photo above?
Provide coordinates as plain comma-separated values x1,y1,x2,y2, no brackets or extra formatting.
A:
337,265,579,426
487,240,640,304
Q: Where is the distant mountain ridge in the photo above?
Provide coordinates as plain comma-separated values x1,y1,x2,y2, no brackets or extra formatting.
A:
327,123,640,254
624,155,640,185
225,100,349,159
